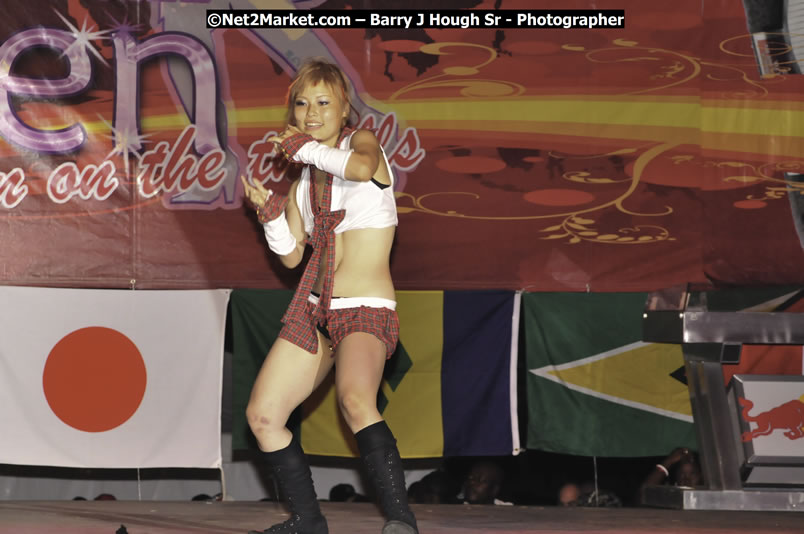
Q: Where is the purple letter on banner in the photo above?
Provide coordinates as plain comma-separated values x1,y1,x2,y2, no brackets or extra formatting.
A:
112,32,220,154
0,29,91,153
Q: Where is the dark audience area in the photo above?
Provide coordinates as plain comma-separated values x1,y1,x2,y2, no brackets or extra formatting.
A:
400,450,690,507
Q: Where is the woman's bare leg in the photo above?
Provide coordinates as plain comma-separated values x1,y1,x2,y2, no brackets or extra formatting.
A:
333,332,387,433
246,331,335,452
245,332,335,534
335,331,418,534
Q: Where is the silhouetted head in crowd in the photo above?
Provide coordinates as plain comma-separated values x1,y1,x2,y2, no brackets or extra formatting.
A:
408,469,459,504
329,483,368,502
557,482,580,506
462,460,504,505
558,480,596,506
672,451,702,487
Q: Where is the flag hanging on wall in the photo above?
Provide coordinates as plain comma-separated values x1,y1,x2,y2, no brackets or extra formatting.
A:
0,287,230,468
712,288,804,385
231,289,520,458
524,288,804,457
524,292,697,457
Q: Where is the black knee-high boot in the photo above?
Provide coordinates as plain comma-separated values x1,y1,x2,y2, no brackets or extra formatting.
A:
356,421,418,534
248,439,328,534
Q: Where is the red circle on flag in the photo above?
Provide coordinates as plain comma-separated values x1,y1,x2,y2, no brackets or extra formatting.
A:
42,327,147,432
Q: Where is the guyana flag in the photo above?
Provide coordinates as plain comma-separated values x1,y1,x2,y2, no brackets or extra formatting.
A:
524,288,804,457
524,292,696,457
231,289,520,458
715,288,804,384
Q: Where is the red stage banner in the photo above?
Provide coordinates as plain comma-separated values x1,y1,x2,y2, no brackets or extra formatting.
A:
0,0,801,291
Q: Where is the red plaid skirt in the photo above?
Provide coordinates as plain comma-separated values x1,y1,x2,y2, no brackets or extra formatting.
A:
278,297,399,359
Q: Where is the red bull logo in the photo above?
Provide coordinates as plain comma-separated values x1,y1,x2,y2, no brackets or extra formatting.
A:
738,395,804,442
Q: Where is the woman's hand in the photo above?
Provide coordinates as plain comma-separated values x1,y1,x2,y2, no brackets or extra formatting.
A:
240,175,288,223
268,124,304,146
240,174,270,207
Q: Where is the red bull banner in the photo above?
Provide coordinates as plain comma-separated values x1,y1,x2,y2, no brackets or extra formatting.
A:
738,394,804,443
0,0,802,291
729,374,804,485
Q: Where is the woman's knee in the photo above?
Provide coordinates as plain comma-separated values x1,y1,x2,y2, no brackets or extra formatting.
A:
337,390,377,425
246,399,285,437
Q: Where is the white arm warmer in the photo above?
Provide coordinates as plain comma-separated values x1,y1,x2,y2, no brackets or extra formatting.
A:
293,140,353,179
262,212,298,256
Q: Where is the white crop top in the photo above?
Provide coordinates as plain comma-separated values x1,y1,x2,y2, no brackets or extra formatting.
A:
295,132,398,236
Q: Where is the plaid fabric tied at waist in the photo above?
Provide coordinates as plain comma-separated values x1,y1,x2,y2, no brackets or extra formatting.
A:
279,128,353,354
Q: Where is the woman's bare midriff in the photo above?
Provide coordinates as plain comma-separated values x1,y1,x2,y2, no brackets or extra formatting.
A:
311,226,396,300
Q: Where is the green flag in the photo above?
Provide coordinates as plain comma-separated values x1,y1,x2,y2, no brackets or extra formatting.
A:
230,289,295,451
524,292,697,457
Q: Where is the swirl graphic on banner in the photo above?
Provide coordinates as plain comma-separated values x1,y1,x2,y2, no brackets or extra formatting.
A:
397,142,676,246
389,42,525,100
564,38,770,97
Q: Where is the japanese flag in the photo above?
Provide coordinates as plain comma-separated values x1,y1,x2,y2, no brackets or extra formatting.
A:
0,287,229,469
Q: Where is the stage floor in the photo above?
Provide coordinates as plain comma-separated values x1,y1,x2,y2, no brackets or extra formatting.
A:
0,501,801,534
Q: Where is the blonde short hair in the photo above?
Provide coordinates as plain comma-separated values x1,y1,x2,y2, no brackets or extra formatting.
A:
285,58,354,127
